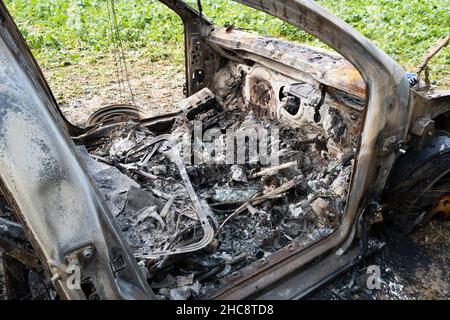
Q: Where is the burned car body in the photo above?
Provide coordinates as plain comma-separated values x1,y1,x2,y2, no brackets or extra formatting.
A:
0,0,449,300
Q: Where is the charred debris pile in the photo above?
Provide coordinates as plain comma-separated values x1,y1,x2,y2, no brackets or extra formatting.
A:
76,88,354,299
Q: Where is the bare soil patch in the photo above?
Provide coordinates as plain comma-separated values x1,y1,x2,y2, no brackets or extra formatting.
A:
43,55,185,126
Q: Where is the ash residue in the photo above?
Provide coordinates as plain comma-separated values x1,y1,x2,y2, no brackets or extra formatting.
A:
310,222,450,300
80,101,354,300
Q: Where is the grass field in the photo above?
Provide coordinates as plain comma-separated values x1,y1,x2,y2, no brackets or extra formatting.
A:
4,0,449,86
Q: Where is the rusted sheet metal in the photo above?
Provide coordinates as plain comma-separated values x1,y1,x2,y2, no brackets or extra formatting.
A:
160,0,218,96
430,193,450,221
410,90,450,124
208,28,365,99
255,245,363,300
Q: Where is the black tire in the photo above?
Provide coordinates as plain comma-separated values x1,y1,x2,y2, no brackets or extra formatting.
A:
385,131,450,234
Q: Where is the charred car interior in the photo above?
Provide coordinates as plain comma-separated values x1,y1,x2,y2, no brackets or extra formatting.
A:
0,0,449,300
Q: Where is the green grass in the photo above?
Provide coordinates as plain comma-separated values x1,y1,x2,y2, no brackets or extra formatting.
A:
4,0,450,86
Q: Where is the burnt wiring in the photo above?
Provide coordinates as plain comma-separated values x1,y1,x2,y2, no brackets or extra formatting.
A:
106,0,137,106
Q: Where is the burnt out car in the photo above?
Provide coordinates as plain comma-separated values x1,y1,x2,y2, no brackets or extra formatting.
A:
0,0,449,300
